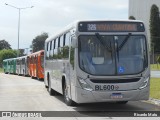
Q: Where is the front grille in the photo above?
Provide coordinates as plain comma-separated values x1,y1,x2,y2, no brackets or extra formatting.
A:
90,78,141,83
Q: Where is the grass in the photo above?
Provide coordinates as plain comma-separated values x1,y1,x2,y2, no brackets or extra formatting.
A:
150,64,160,71
150,78,160,99
0,67,3,73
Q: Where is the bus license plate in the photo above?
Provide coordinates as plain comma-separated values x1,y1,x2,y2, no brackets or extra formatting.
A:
111,93,123,99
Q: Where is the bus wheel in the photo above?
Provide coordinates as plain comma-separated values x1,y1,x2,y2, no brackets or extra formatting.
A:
63,82,75,106
48,78,56,96
116,101,128,104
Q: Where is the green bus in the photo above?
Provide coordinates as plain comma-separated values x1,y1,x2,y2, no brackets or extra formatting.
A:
3,58,16,74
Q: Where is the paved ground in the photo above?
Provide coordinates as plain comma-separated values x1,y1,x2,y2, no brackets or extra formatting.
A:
0,73,160,120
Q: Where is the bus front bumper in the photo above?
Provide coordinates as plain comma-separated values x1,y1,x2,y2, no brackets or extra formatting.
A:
74,86,149,103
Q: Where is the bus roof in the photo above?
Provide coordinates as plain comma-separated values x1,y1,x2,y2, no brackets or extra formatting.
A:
16,56,27,60
27,50,44,57
3,58,17,61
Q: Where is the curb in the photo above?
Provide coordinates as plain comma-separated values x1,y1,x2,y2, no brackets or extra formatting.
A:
148,98,160,106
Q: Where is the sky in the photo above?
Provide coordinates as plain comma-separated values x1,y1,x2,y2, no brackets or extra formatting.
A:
0,0,128,50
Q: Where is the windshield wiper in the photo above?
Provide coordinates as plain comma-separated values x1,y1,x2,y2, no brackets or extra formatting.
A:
95,33,112,52
118,33,132,51
95,33,113,62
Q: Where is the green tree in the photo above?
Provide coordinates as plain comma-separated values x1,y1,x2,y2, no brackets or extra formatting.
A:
32,32,48,52
150,4,160,53
0,40,11,50
0,49,17,67
129,16,136,20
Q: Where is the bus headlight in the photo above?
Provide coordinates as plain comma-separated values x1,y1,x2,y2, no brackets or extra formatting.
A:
78,77,93,91
139,77,150,90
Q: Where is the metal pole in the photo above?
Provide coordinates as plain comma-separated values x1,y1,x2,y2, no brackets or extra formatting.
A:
17,9,21,57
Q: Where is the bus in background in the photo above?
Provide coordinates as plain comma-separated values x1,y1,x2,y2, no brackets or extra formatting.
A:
3,58,16,74
9,58,16,74
27,50,44,80
44,20,150,106
3,59,8,74
16,56,28,76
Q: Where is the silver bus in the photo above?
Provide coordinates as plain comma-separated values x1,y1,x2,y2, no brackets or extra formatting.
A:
16,56,28,76
44,20,150,106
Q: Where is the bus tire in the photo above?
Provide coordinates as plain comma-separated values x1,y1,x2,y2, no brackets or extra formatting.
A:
63,81,75,106
48,77,57,96
116,101,128,104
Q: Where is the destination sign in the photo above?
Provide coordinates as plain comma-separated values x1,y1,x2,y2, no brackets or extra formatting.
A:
78,21,145,32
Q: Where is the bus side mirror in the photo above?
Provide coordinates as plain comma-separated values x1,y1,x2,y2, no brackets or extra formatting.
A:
71,36,77,48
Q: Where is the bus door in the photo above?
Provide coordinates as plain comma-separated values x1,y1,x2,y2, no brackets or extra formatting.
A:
31,56,34,76
20,58,22,75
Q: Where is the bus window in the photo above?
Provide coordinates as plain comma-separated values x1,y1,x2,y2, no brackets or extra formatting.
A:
22,58,25,65
58,37,60,47
60,35,63,47
50,40,54,59
55,36,62,59
63,34,66,46
17,60,19,65
65,32,70,46
63,32,70,58
47,42,49,51
50,41,52,50
47,42,50,59
70,47,75,69
54,39,56,49
57,35,64,59
53,39,58,59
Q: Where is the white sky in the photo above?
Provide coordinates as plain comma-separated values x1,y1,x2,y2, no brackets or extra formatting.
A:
0,0,128,49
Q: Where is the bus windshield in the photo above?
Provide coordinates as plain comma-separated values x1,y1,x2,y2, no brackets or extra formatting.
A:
79,35,147,75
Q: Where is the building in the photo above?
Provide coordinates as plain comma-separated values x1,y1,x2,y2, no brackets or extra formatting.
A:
129,0,160,46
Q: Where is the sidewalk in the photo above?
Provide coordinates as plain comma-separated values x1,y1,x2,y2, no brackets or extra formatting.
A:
148,98,160,106
151,71,160,78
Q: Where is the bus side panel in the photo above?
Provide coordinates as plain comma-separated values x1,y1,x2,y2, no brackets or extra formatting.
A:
3,61,7,74
37,55,44,79
25,58,28,76
49,60,58,92
13,60,16,74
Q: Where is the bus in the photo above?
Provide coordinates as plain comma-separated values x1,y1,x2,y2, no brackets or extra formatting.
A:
27,50,44,80
16,56,28,76
3,58,16,74
46,20,150,106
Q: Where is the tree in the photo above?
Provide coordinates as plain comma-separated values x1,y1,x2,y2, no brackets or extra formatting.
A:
32,32,48,52
0,40,11,50
0,49,17,67
19,49,25,57
129,16,136,20
150,4,160,53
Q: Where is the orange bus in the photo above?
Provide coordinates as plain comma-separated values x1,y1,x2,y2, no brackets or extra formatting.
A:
27,50,44,80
